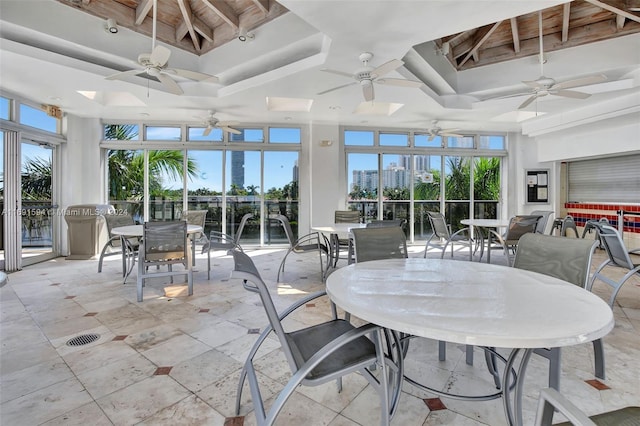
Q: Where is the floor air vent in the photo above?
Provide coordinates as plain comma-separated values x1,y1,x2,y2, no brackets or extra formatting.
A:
66,333,100,347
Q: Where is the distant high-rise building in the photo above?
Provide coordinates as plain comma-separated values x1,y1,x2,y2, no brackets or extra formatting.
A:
292,160,299,182
230,132,246,188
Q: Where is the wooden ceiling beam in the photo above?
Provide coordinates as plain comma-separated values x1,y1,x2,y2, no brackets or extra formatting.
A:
177,0,201,51
510,17,521,53
199,0,240,30
561,3,571,42
251,0,269,15
458,21,504,68
584,0,640,23
135,0,153,26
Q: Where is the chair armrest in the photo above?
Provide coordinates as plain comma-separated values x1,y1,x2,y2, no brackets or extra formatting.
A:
294,232,329,252
535,388,596,426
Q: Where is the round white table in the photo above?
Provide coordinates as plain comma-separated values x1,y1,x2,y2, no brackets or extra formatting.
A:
461,218,511,263
111,224,203,282
312,223,367,267
326,258,614,426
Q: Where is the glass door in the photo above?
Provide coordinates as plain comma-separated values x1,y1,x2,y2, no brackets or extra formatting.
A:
21,141,55,264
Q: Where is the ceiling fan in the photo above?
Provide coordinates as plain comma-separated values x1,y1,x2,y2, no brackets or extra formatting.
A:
317,52,423,102
516,11,607,109
196,111,241,136
106,0,218,95
426,120,462,141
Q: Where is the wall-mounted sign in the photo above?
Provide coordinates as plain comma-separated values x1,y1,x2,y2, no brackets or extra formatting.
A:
526,169,549,204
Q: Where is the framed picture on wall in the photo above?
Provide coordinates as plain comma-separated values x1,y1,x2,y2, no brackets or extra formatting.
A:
526,169,549,204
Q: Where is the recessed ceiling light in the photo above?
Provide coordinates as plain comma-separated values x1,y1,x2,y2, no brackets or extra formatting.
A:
329,105,341,110
140,112,150,117
49,96,62,102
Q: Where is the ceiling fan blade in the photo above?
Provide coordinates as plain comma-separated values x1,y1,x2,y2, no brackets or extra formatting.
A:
363,82,374,102
221,126,242,135
440,128,461,134
518,95,537,109
150,45,171,67
320,69,354,78
441,132,463,138
377,78,422,88
170,68,219,82
552,89,591,99
157,73,183,95
371,59,403,77
552,74,607,90
105,69,144,80
217,121,239,127
523,79,543,89
428,134,436,142
203,126,212,136
317,81,357,95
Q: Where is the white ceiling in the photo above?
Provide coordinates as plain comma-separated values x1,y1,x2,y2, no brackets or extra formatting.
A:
1,0,639,134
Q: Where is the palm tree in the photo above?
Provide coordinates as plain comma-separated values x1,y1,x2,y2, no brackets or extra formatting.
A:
21,156,52,200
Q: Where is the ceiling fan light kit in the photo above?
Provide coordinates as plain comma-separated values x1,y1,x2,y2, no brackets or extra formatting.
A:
105,18,118,34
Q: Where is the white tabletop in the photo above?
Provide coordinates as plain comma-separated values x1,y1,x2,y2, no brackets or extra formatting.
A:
461,218,511,228
312,223,367,237
111,224,203,237
326,258,613,349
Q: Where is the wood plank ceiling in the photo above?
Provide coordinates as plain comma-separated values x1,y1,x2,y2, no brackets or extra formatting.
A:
57,0,639,68
55,0,289,55
438,0,640,70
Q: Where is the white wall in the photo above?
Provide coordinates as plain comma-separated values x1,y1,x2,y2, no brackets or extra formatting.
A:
308,124,342,228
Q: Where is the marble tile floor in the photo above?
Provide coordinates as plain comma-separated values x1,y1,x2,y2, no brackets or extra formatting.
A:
1,244,639,425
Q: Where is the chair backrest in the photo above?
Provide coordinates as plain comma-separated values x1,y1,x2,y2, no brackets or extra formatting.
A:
366,219,406,229
560,215,579,238
230,249,296,371
351,227,408,263
426,211,451,239
596,225,635,269
530,210,554,234
182,210,207,228
104,213,137,247
269,214,295,246
504,215,542,242
334,210,361,223
514,233,597,288
142,221,188,263
235,213,254,242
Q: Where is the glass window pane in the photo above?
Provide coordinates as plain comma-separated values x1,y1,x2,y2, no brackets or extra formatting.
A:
479,135,505,150
447,136,474,149
265,151,299,240
106,149,144,219
145,126,181,141
380,133,408,147
0,97,10,120
414,155,441,240
230,129,264,142
149,150,185,220
381,154,409,226
19,104,57,133
188,127,223,142
226,151,261,243
186,150,223,235
104,124,139,141
415,133,442,148
345,130,374,146
473,157,500,219
347,153,378,220
444,156,471,231
269,127,301,144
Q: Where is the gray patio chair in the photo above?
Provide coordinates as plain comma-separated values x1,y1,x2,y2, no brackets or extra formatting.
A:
202,213,252,279
366,219,406,229
423,211,473,261
489,214,542,266
588,224,640,308
181,210,208,266
136,221,193,302
351,227,407,263
332,210,362,266
98,213,140,275
334,210,361,223
270,214,330,282
535,387,640,426
514,232,604,387
560,215,579,238
530,210,554,234
230,249,403,426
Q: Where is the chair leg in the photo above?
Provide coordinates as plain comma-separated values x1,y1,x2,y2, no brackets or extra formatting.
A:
593,339,605,379
207,247,211,280
465,344,474,365
438,340,446,361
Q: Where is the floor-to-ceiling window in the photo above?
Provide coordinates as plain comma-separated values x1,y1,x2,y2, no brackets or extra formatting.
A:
103,123,301,247
344,127,505,243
